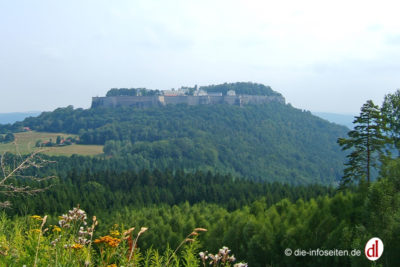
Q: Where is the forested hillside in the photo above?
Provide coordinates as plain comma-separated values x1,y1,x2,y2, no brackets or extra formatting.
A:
1,89,400,266
6,102,347,184
0,158,334,216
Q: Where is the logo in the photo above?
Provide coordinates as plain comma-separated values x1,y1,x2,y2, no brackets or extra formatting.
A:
364,237,384,261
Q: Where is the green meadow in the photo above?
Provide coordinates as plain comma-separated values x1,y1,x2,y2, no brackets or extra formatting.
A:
0,131,103,156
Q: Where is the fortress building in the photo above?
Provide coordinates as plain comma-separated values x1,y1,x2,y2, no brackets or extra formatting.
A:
91,90,285,109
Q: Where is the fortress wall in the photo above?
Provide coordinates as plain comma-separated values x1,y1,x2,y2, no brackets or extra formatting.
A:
209,96,224,104
92,97,118,108
221,96,238,105
164,96,192,105
91,97,103,108
115,96,159,107
164,96,210,105
196,96,210,105
92,96,160,108
92,94,285,109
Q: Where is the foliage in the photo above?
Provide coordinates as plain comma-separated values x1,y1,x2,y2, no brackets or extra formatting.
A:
381,89,400,153
90,168,399,267
103,82,281,97
199,82,282,96
0,133,14,143
2,170,398,267
9,103,347,184
338,100,390,185
0,165,335,216
2,85,400,266
0,151,55,208
35,136,76,147
0,207,224,267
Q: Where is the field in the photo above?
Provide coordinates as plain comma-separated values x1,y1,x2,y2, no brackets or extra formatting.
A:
0,131,103,156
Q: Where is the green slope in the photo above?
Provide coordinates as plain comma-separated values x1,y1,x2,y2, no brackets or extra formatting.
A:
11,101,347,184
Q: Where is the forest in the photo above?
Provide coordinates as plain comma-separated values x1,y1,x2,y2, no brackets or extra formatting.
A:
2,101,347,184
0,88,399,266
199,82,283,96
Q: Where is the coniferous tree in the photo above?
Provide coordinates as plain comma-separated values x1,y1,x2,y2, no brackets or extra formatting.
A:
338,100,389,185
381,89,400,154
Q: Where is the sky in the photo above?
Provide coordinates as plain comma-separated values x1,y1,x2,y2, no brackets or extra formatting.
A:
1,0,400,114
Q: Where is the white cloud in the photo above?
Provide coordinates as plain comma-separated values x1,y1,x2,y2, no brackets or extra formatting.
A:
0,0,399,113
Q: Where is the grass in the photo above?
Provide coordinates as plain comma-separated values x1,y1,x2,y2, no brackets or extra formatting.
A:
0,207,224,267
0,131,103,156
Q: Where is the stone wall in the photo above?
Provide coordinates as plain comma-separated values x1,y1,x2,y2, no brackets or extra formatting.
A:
92,94,285,108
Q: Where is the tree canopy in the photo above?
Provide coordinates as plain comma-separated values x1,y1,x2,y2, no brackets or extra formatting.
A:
5,103,347,184
338,100,390,185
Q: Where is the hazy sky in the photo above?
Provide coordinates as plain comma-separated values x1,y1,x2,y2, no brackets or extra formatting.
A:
1,0,399,114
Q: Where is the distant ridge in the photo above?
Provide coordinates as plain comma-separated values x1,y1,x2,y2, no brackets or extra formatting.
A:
312,112,355,129
0,112,41,124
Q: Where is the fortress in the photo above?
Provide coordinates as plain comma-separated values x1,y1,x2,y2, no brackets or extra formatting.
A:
91,89,285,109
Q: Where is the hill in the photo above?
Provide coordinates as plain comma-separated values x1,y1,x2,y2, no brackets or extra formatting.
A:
312,112,354,129
7,101,347,184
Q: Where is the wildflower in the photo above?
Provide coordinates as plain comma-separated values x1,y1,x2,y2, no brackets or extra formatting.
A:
234,263,248,267
77,237,89,245
71,243,84,250
219,246,231,257
79,226,88,235
52,226,61,233
107,264,117,267
30,229,41,234
50,236,61,246
110,229,120,237
94,235,121,248
58,206,88,228
199,251,208,261
30,215,43,221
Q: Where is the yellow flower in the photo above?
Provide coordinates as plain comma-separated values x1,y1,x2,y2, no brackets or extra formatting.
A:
107,264,117,267
71,243,84,250
53,226,62,232
30,229,41,234
94,235,121,248
110,229,120,237
30,215,43,221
